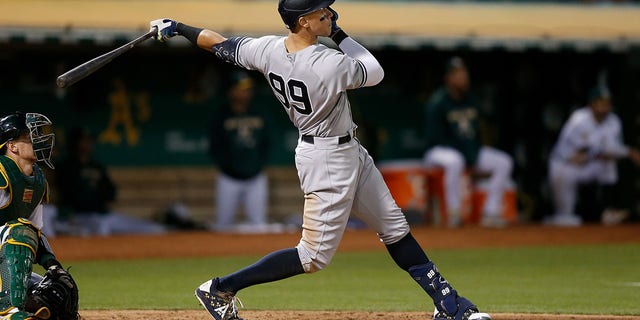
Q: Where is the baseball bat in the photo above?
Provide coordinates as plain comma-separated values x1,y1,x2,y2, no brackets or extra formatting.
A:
56,27,157,88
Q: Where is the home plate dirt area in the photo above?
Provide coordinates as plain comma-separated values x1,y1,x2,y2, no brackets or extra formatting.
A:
52,224,640,320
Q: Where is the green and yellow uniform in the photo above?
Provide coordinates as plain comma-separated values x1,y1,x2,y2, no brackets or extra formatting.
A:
0,155,52,318
424,87,482,166
0,155,48,224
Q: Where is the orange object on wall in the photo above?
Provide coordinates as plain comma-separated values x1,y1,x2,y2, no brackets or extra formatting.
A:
379,164,428,214
424,167,473,227
466,187,518,224
381,161,518,227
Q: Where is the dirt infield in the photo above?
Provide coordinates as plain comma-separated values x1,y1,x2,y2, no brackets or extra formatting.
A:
51,224,640,261
50,223,640,319
78,310,640,320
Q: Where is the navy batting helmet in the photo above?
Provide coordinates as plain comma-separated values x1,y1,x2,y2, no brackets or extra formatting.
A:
278,0,335,30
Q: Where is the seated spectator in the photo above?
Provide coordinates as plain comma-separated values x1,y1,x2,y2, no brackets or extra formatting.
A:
53,126,167,236
422,56,514,228
546,85,640,226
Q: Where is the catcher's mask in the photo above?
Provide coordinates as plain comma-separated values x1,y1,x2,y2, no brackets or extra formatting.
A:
0,111,55,169
278,0,335,30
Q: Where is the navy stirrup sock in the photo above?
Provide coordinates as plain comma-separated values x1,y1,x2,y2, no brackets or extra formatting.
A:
217,248,304,294
386,233,460,314
385,232,430,271
408,261,459,314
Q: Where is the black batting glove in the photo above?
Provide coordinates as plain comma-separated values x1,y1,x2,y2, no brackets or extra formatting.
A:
328,7,340,36
328,7,348,45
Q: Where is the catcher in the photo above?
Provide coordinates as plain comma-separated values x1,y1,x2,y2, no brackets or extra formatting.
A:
0,111,79,320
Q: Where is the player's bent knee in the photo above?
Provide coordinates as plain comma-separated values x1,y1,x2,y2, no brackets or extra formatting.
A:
1,221,39,255
0,222,39,310
378,224,411,246
295,244,333,273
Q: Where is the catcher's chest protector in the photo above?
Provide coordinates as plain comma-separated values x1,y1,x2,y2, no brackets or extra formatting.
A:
0,156,47,224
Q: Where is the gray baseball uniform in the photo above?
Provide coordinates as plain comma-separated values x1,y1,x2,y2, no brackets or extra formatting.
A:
230,35,409,272
160,7,491,318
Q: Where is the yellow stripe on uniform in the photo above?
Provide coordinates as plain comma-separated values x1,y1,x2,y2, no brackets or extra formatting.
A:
4,239,36,256
0,161,9,190
16,218,41,235
0,306,16,316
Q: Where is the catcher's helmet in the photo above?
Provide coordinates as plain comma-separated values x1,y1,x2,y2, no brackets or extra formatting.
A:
0,111,29,149
0,111,55,169
278,0,335,30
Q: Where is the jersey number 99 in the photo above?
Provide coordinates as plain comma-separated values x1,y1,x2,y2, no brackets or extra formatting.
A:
268,72,312,115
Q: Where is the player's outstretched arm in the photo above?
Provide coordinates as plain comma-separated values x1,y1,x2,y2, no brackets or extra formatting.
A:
327,8,383,87
150,18,227,51
196,29,228,51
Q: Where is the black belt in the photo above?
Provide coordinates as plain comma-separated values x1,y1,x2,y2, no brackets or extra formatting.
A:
301,133,351,145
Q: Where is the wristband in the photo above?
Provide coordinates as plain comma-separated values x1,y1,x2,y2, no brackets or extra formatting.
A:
176,22,204,45
330,29,348,45
42,258,62,270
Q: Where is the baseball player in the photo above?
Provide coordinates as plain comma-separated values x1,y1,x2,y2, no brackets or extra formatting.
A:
0,111,73,320
423,57,513,228
209,71,272,233
546,85,640,226
151,1,491,320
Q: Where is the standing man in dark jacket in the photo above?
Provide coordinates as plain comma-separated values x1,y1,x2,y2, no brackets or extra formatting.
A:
209,71,273,233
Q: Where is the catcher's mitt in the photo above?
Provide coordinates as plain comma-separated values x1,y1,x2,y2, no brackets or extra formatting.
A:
26,266,79,320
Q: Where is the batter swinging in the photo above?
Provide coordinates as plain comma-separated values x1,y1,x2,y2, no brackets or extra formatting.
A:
150,1,491,319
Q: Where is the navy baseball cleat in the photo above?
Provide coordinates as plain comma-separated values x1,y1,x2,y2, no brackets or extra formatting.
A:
195,278,244,320
432,296,491,320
